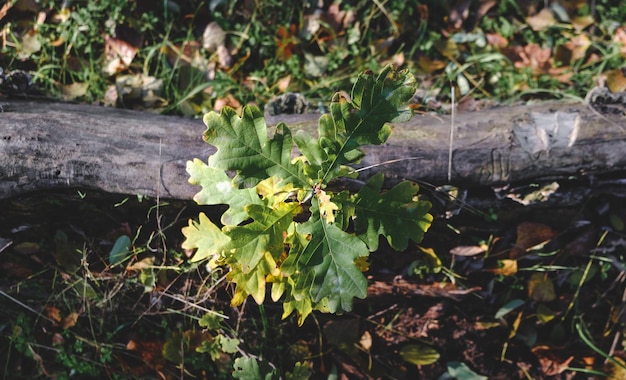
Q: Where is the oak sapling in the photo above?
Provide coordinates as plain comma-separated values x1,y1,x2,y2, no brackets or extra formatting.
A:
182,65,433,324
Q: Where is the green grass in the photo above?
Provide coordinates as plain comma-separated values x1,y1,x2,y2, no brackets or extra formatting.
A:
2,0,623,115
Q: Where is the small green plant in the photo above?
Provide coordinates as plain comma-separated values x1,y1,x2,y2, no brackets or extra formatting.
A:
182,65,433,324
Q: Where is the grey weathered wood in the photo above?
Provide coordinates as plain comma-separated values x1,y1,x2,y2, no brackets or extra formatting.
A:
1,99,625,201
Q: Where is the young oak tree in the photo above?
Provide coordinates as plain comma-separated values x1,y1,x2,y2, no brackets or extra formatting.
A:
182,66,433,324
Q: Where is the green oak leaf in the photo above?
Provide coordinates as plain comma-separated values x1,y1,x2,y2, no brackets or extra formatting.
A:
354,173,433,251
222,202,301,273
203,105,309,187
221,202,301,305
181,213,230,263
314,66,417,183
297,199,369,313
187,158,262,225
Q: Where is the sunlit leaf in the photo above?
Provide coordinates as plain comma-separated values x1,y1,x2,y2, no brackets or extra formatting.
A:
188,160,260,226
485,259,518,276
203,106,309,187
526,8,556,31
181,213,230,263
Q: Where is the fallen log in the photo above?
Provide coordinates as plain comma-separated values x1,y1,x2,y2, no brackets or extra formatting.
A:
1,98,625,202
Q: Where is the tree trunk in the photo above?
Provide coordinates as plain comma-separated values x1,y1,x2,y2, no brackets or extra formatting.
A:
1,99,625,202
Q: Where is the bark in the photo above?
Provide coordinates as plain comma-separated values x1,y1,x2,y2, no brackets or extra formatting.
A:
1,98,625,201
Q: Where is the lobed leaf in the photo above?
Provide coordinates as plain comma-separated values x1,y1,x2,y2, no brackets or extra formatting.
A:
296,199,369,313
187,158,262,225
181,213,230,263
316,66,417,183
203,106,309,187
354,173,433,251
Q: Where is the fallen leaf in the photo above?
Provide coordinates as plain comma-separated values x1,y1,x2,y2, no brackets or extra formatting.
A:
486,32,508,48
510,222,557,259
526,8,556,31
416,56,447,74
450,245,486,257
359,331,372,351
45,306,62,323
613,27,626,57
528,273,556,302
60,82,89,100
485,259,518,276
446,361,488,380
103,36,138,76
506,43,557,77
604,356,626,379
448,0,472,30
606,69,626,93
535,303,556,324
571,15,595,31
532,345,574,376
61,311,79,329
126,256,155,272
213,93,242,112
399,343,440,365
564,34,590,62
276,75,291,92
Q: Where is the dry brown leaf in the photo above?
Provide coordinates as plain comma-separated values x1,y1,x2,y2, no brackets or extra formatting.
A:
213,93,242,112
511,43,552,75
532,345,574,376
509,222,557,259
324,2,356,32
126,256,155,272
0,1,13,20
45,306,62,323
606,69,626,93
276,75,291,92
61,311,80,329
613,27,626,57
560,34,590,63
359,331,372,351
526,8,556,31
527,273,556,302
103,36,138,76
450,245,486,257
486,32,508,48
448,0,472,30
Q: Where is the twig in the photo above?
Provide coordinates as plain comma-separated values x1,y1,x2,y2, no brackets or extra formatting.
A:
448,85,455,183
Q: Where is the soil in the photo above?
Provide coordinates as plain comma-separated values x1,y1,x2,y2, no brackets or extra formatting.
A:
1,185,625,379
